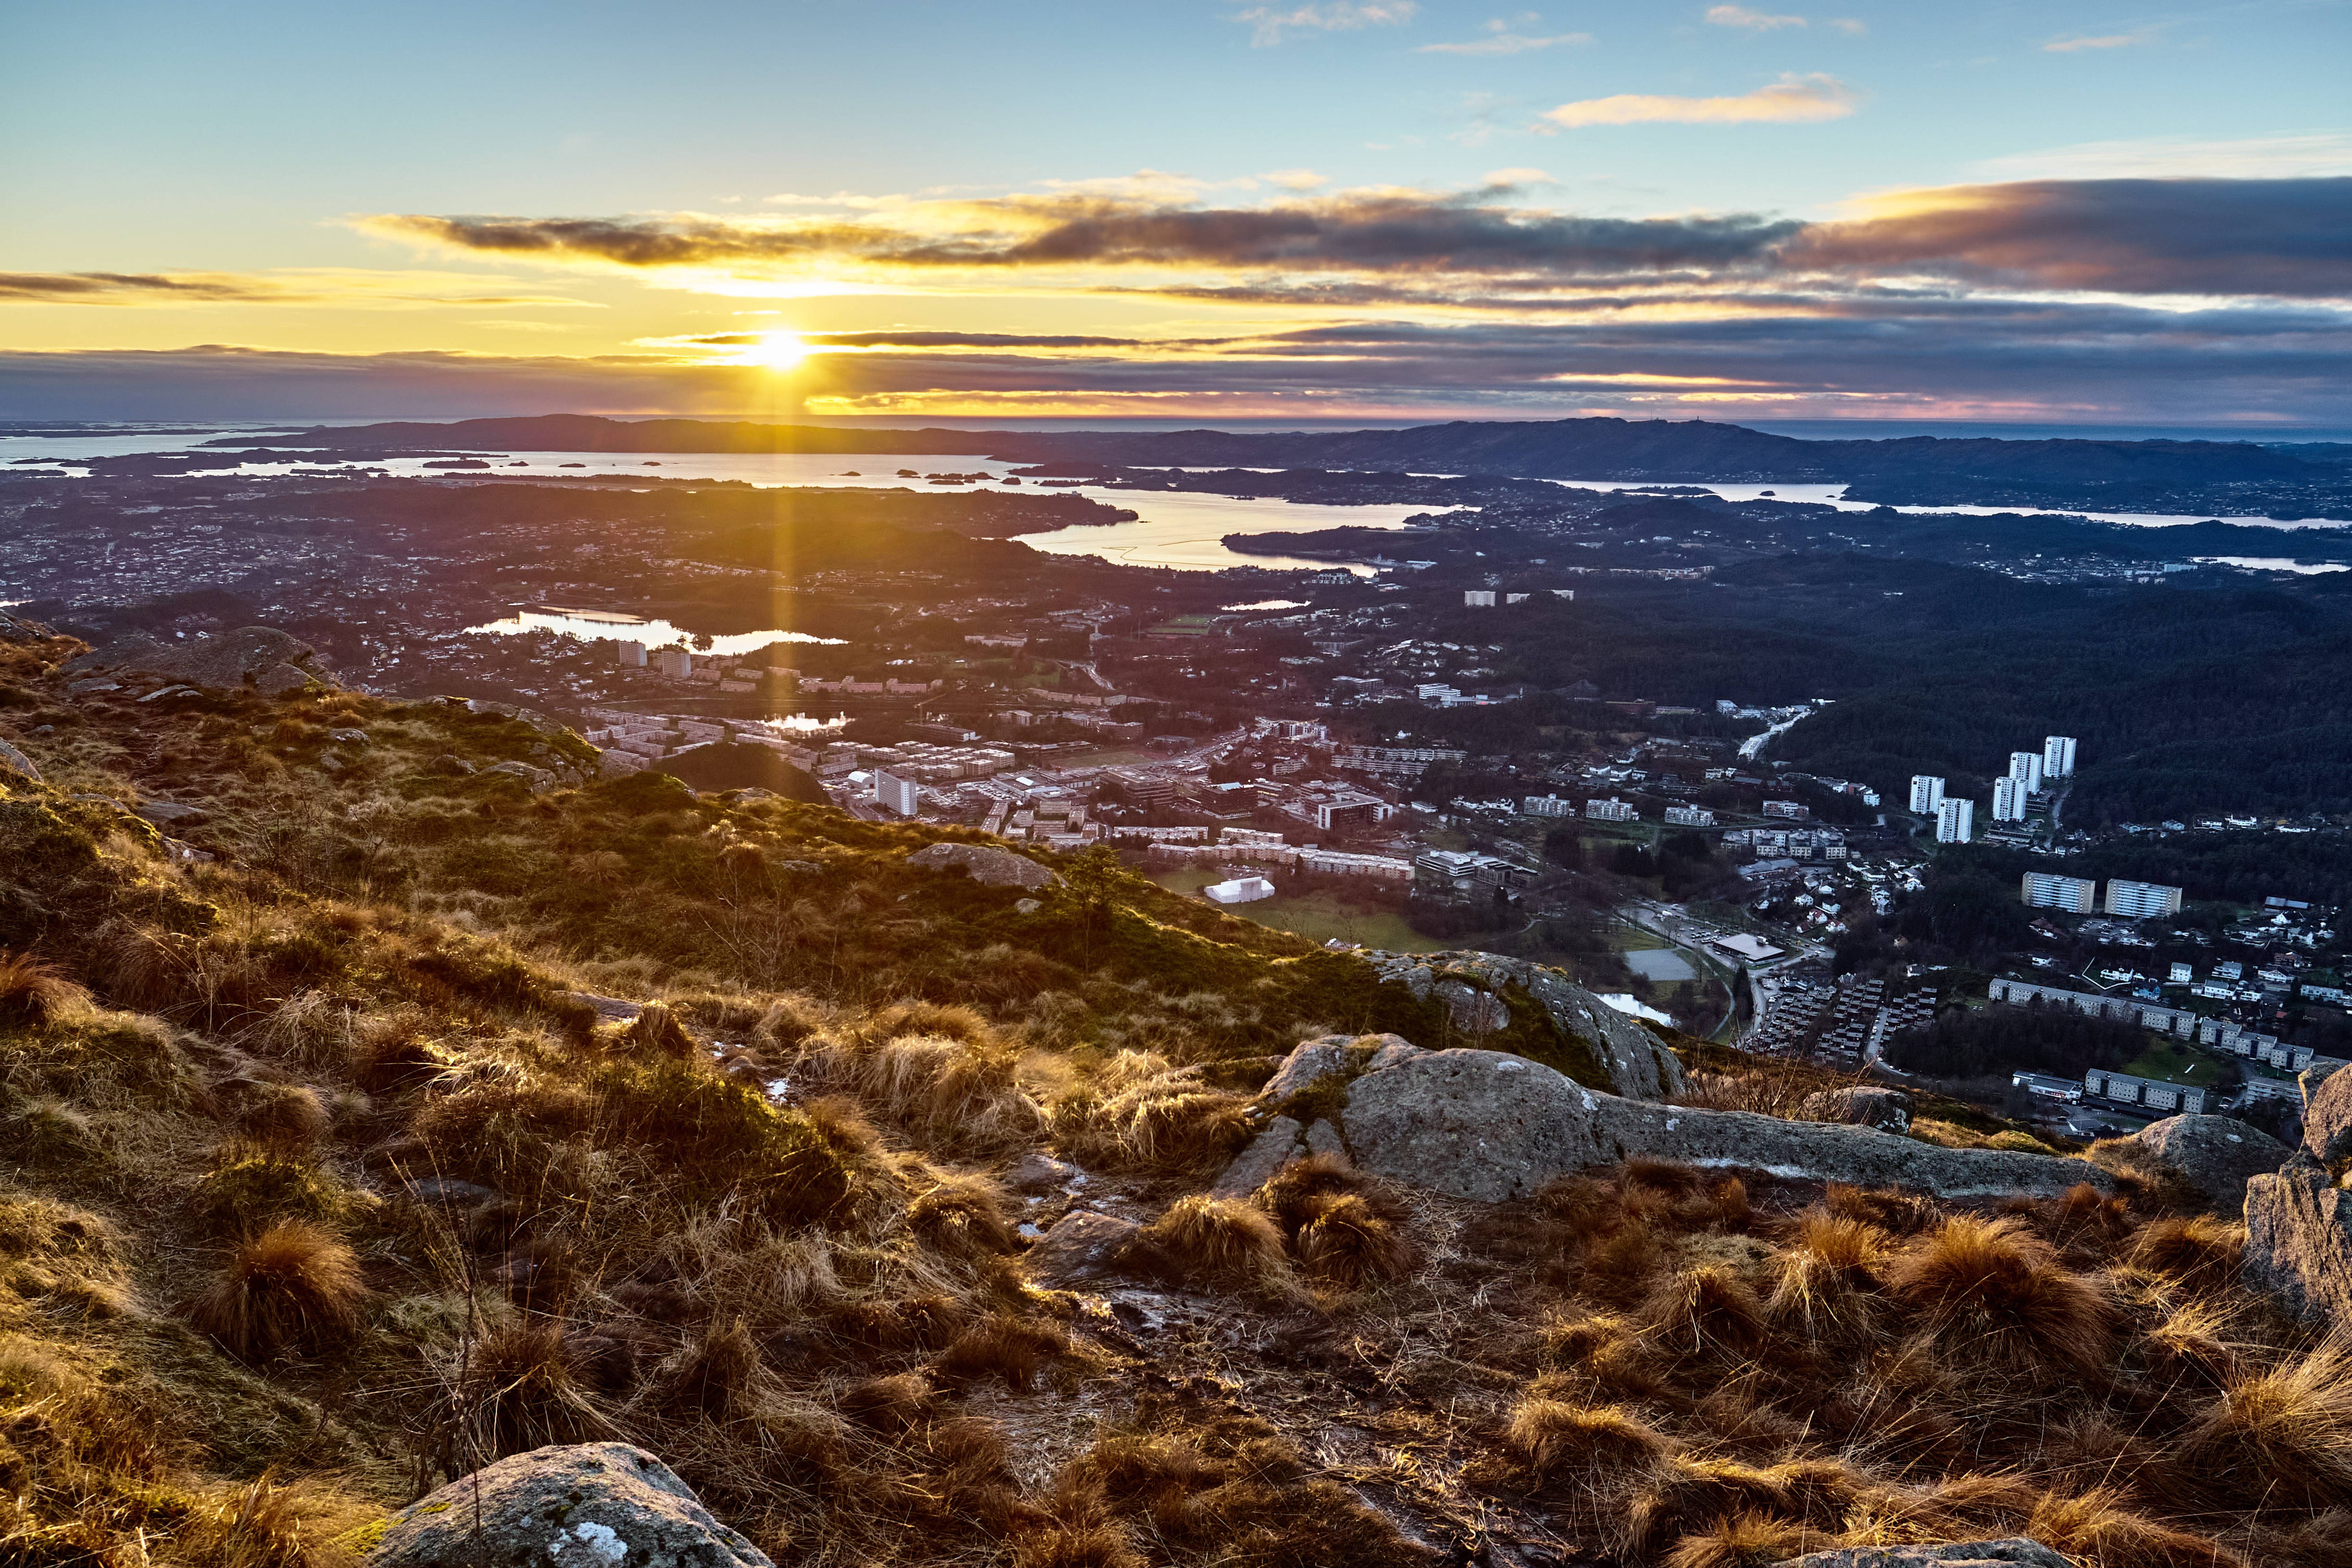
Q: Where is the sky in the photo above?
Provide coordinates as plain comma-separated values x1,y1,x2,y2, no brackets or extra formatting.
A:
3,0,2349,429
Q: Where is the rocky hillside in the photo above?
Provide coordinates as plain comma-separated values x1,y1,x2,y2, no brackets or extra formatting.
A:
2,616,2349,1568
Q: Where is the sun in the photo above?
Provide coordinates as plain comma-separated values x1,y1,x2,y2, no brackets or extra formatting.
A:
738,331,806,370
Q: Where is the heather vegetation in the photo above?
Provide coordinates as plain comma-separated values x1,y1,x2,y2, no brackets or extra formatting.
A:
2,640,2349,1567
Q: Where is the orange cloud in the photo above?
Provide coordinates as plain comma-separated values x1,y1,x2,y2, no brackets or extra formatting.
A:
1540,74,1859,129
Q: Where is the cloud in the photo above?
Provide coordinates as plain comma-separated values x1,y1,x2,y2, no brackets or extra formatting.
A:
2043,29,2157,52
372,174,2352,312
0,269,594,310
1540,73,1859,128
1233,1,1416,46
368,192,1806,280
1420,26,1591,54
1705,5,1806,31
1971,134,2352,182
1790,177,2352,297
0,271,293,303
9,291,2349,427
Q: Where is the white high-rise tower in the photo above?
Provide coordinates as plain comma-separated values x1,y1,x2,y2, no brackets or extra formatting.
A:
2043,736,2078,778
1909,775,1946,814
1993,776,2029,821
1936,798,1974,843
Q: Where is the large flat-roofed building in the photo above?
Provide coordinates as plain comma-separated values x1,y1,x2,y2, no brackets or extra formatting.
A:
1909,775,1946,814
2044,735,2078,778
2083,1069,2207,1115
2009,751,2045,793
1988,976,2198,1036
1584,797,1638,822
1935,798,1974,843
2105,878,2184,919
2021,871,2097,913
1993,776,2029,821
873,769,920,818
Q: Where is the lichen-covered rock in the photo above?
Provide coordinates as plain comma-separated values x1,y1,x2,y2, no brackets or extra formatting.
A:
1799,1086,1913,1131
1020,1210,1143,1287
2132,1114,2292,1211
2305,1063,2352,1170
365,1442,771,1568
2243,1154,2352,1326
1333,1048,2111,1205
1210,1116,1306,1199
1363,949,1685,1100
1767,1541,2071,1568
67,625,337,692
904,841,1058,890
0,738,39,783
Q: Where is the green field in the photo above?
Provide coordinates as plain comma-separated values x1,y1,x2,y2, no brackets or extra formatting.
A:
1145,868,1451,953
2122,1037,2230,1087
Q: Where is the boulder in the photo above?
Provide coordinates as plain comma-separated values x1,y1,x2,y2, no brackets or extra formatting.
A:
1799,1087,1912,1131
1210,1116,1307,1199
1767,1542,2071,1568
1020,1210,1142,1287
0,738,39,784
1362,949,1685,1100
2242,1154,2352,1326
1005,1152,1079,1194
68,626,336,693
134,800,208,827
904,841,1058,891
1282,1047,2112,1205
2132,1114,2293,1211
364,1442,772,1568
2305,1063,2352,1169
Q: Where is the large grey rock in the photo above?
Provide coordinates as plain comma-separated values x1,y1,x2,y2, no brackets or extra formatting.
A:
2243,1155,2352,1326
67,625,335,692
904,841,1058,890
0,738,39,784
366,1442,771,1568
1799,1086,1912,1131
1020,1210,1142,1287
1259,1033,1416,1105
2133,1114,2293,1211
1363,949,1685,1100
2305,1063,2352,1169
1210,1116,1307,1199
1767,1542,2071,1568
1334,1048,2113,1205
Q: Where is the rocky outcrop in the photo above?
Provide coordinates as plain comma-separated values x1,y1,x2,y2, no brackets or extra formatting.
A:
2305,1062,2352,1170
1363,949,1685,1100
1767,1542,2071,1568
1217,1040,2112,1205
904,841,1058,890
0,738,39,784
2131,1114,2293,1212
2243,1154,2352,1326
1799,1086,1912,1131
63,625,338,692
365,1442,772,1567
1020,1211,1141,1287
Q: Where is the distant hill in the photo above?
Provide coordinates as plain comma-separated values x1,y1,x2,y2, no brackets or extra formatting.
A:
220,413,2342,509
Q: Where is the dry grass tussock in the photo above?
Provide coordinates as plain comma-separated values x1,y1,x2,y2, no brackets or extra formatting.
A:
186,1219,368,1363
1049,1048,1253,1177
791,1013,1046,1158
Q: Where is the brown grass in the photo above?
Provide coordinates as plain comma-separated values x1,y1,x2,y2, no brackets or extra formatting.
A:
1883,1213,2113,1376
796,1027,1045,1158
1052,1050,1253,1177
2131,1215,2246,1293
2029,1488,2245,1568
1641,1265,1769,1361
186,1220,367,1362
2173,1341,2352,1511
1508,1398,1677,1498
451,1319,616,1460
0,950,88,1027
1125,1195,1297,1297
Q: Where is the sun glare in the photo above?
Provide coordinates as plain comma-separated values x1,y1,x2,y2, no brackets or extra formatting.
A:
740,331,807,370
